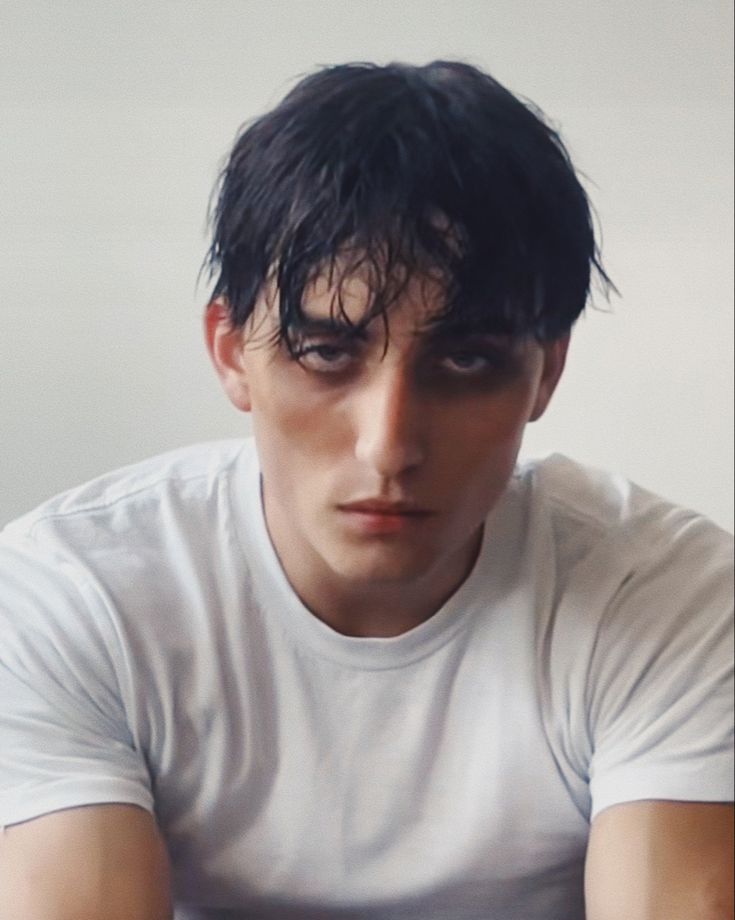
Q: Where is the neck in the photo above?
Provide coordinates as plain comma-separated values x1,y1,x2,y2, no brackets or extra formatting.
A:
301,562,480,637
263,488,483,638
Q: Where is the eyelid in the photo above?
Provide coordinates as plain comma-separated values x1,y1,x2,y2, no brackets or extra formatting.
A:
439,354,493,373
437,343,511,361
292,337,360,356
291,340,358,374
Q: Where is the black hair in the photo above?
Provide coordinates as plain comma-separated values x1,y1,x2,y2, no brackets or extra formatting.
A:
205,60,613,345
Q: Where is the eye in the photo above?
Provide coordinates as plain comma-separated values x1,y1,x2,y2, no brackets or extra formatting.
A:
440,352,497,374
294,343,355,373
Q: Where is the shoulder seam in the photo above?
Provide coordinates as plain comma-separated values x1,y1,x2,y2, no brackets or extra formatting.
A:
24,445,246,538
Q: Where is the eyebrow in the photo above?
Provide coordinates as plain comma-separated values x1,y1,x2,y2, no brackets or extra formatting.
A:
290,316,370,338
290,315,520,349
419,326,519,348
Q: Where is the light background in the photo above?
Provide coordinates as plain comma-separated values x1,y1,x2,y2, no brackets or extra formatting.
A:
1,0,732,530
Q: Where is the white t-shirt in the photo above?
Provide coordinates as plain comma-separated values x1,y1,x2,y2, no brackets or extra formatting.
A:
0,439,732,920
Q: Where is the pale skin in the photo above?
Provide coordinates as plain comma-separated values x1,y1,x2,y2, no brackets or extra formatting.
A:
211,272,569,638
1,275,732,918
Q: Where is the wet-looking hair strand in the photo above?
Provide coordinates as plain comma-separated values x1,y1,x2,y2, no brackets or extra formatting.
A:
205,60,614,346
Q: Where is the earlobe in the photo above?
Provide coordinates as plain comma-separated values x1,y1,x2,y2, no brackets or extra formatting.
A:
204,301,252,413
529,335,570,422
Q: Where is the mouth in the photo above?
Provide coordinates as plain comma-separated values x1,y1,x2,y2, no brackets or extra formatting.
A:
339,499,433,515
337,501,435,535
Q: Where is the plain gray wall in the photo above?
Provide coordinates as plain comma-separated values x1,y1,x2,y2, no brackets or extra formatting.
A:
1,0,733,529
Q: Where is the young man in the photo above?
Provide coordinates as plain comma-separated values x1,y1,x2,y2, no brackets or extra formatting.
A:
0,61,732,920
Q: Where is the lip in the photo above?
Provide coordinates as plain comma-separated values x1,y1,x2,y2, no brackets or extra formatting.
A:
337,500,435,535
338,500,434,515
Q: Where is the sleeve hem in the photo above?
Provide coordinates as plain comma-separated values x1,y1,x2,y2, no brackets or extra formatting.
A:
0,781,155,829
590,765,735,821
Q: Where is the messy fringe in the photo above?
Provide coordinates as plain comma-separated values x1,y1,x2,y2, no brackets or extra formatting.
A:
204,60,615,347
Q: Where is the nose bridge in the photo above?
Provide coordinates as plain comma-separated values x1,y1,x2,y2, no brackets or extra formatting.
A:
353,356,426,476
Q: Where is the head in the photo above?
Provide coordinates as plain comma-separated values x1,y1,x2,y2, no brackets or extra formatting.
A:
204,61,612,612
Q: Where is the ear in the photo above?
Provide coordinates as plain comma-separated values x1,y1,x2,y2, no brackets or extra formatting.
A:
204,300,252,413
529,334,570,422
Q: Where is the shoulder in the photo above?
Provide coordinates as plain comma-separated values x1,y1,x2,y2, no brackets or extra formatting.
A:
0,437,260,642
0,439,261,772
1,438,257,565
518,452,732,587
519,452,733,668
4,438,253,539
519,455,733,815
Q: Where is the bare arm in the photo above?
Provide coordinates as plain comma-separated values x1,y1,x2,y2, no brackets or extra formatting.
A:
0,804,173,920
585,800,734,920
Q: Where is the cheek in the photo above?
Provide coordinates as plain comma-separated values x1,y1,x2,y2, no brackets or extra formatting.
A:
249,370,346,460
426,391,536,512
443,426,522,502
438,387,536,462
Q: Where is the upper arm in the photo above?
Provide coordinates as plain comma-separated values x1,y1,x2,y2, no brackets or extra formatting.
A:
585,799,734,920
0,803,172,920
0,544,154,828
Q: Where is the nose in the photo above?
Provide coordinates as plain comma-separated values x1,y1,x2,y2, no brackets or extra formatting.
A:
353,362,427,478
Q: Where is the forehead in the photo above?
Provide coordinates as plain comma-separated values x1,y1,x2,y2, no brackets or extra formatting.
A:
301,268,444,331
251,255,523,348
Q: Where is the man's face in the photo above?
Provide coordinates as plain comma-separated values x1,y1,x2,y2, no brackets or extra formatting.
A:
207,271,568,609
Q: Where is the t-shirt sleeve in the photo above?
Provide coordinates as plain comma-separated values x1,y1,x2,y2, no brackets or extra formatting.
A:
0,539,154,828
586,515,734,820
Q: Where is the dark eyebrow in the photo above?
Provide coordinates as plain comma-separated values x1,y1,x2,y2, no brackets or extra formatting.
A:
419,326,519,349
291,315,522,350
290,316,369,339
418,313,513,338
